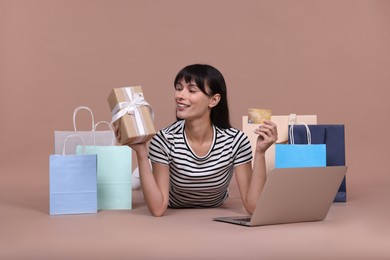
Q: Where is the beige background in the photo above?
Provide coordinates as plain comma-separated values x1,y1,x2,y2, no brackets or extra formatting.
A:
1,0,390,259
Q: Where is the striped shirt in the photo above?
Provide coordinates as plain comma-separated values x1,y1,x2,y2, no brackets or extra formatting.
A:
148,120,253,208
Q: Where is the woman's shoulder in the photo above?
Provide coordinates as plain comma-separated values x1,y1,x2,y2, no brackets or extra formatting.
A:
152,120,184,141
216,126,246,138
215,126,250,145
159,120,184,135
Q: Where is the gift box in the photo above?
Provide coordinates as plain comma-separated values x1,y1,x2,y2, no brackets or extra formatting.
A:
108,86,156,145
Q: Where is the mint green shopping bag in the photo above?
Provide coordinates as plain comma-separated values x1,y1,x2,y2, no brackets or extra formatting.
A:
76,145,132,210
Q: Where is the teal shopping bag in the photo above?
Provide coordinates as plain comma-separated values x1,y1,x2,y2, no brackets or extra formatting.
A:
50,135,97,215
275,124,326,168
76,145,132,210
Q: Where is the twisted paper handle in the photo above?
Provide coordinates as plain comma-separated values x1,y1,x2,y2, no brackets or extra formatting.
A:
73,106,94,131
62,134,86,155
93,121,116,145
289,123,312,145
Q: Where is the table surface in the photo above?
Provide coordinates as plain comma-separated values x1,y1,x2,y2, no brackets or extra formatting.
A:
1,179,390,260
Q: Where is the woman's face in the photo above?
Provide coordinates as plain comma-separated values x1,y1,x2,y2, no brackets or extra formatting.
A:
174,78,213,121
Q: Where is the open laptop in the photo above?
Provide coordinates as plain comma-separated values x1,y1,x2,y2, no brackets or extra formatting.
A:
213,166,347,226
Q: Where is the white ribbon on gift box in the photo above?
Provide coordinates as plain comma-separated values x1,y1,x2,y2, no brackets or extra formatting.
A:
110,87,154,142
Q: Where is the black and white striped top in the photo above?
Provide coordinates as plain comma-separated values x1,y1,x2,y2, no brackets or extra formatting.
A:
148,120,253,208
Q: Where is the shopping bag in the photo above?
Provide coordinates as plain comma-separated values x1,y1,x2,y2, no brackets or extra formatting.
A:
49,135,97,215
288,124,347,202
54,106,115,154
76,145,132,210
242,114,317,172
275,123,326,168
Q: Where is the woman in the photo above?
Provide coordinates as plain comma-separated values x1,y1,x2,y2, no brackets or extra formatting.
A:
119,64,277,217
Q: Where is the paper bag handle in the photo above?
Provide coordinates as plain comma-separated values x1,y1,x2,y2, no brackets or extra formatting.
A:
62,134,86,155
288,113,297,125
275,114,298,144
73,106,95,131
289,123,312,145
93,121,116,145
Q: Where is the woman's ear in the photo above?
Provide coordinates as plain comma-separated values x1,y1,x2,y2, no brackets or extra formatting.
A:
209,94,221,108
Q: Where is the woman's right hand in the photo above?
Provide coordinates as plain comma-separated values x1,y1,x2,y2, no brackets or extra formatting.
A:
113,123,148,154
129,142,148,154
113,123,122,144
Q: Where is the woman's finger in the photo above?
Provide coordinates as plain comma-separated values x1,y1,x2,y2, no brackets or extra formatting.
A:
254,125,278,143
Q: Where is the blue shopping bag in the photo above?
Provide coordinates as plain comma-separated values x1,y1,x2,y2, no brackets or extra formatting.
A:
288,124,347,202
76,145,132,210
275,124,326,168
49,135,97,215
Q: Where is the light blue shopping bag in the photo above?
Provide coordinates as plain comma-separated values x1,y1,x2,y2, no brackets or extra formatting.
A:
275,123,326,168
76,145,132,210
49,135,97,215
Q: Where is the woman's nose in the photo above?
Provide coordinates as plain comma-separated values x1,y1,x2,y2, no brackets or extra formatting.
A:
175,89,186,100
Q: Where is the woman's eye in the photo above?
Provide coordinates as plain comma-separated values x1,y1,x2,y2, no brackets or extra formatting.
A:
175,84,182,91
189,87,198,93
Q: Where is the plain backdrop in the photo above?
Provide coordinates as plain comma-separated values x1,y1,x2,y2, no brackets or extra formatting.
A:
1,0,389,190
1,0,390,258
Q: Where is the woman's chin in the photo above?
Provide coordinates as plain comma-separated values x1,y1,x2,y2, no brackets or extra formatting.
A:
176,112,185,120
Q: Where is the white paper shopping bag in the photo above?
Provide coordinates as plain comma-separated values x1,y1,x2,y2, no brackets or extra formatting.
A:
54,106,115,154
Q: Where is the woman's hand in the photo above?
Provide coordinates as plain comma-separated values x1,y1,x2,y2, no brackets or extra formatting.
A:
113,123,122,144
253,120,278,154
113,123,148,153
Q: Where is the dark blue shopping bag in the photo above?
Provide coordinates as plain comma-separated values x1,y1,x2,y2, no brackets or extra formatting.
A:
288,124,347,202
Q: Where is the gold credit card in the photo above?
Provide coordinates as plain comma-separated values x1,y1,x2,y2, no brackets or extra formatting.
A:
248,108,272,124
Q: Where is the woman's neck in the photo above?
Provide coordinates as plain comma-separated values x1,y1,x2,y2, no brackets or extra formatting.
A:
184,119,214,157
184,118,213,142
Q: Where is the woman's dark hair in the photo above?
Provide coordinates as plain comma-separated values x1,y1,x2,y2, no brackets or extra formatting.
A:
174,64,231,129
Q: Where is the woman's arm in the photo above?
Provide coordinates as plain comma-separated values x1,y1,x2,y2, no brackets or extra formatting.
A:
235,120,278,214
131,143,170,217
114,125,170,217
234,153,266,214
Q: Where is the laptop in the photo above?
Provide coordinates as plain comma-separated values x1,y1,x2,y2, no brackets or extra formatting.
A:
213,166,347,226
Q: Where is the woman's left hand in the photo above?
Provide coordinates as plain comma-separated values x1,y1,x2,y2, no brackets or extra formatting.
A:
253,120,278,154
